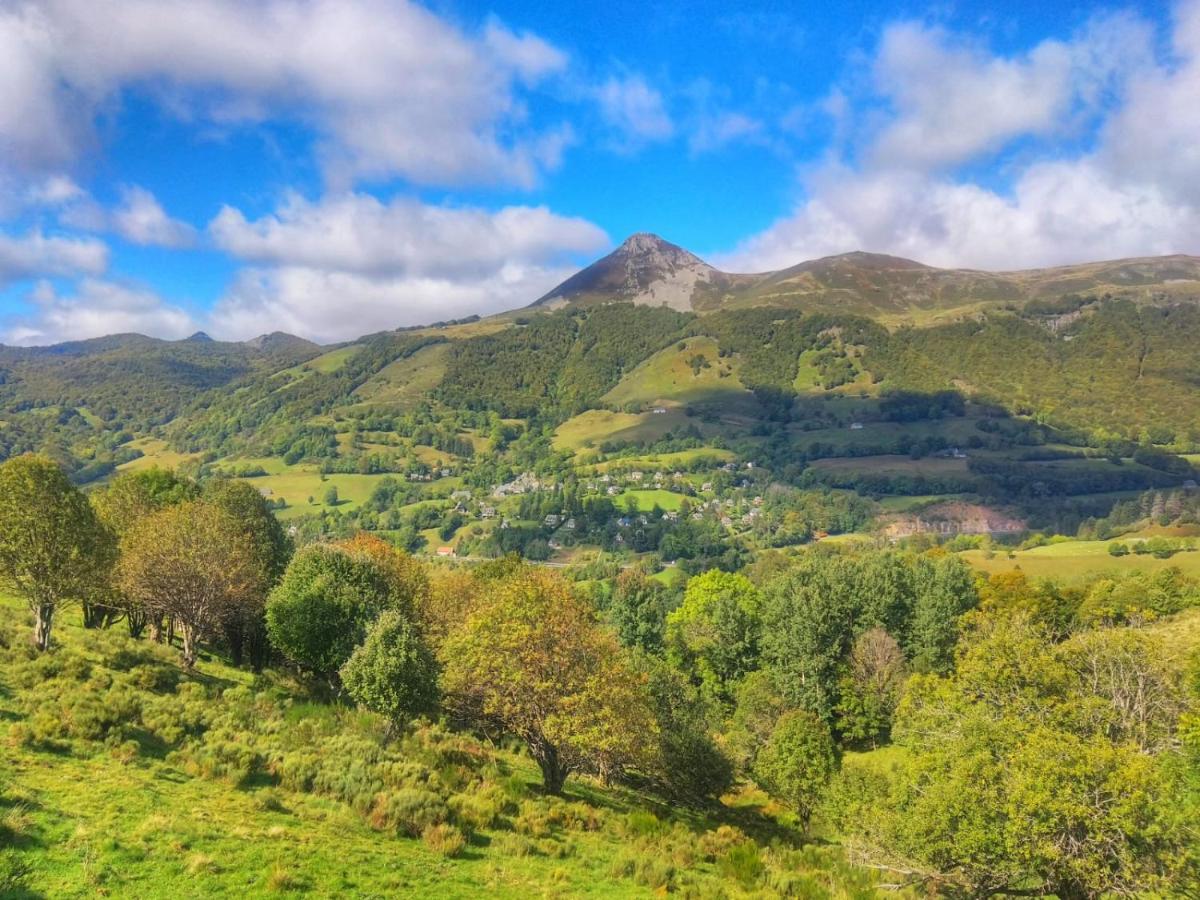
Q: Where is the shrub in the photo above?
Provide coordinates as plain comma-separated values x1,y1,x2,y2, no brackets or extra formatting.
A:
421,823,467,857
368,789,449,837
717,840,764,888
340,611,438,735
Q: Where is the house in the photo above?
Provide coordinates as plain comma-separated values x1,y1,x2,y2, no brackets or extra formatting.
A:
564,518,577,530
544,514,561,527
607,485,620,496
480,505,497,519
652,407,668,414
435,546,455,558
617,516,633,528
720,516,734,527
548,538,562,550
849,422,864,430
701,482,713,492
629,471,644,482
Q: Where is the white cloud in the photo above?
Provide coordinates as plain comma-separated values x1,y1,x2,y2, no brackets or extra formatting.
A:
3,278,196,345
0,0,570,188
210,193,607,277
205,192,609,342
595,75,674,145
721,5,1200,272
688,111,763,155
109,186,196,248
0,229,108,287
209,262,581,343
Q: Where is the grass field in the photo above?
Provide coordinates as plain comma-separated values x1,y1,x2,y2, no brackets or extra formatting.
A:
116,438,202,474
810,454,970,477
210,459,398,520
351,343,450,409
614,489,689,512
602,337,748,409
960,540,1200,582
580,448,736,474
552,408,698,452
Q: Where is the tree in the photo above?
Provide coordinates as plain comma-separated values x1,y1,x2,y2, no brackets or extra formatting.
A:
336,533,430,619
832,616,1195,896
324,485,340,506
203,479,290,669
93,467,198,636
665,570,761,704
753,710,837,834
266,544,393,681
118,500,257,667
639,653,733,803
834,627,906,748
608,569,677,652
340,610,439,738
439,569,657,793
0,455,114,650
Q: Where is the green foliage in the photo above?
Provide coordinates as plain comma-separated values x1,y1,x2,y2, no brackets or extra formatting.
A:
439,569,658,793
340,611,439,731
0,453,114,649
266,544,393,678
752,711,837,832
665,570,761,705
832,615,1197,895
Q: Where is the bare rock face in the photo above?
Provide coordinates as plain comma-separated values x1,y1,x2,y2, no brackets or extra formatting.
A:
882,502,1027,539
535,233,718,311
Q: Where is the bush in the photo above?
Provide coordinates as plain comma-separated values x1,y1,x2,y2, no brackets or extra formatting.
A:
717,840,764,888
421,823,467,857
368,789,449,837
340,611,438,733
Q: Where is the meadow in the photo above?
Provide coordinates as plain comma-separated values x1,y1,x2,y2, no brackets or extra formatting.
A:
0,595,885,899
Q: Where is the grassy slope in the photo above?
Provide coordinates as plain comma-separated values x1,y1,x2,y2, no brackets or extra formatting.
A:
960,541,1200,582
351,343,450,409
0,597,886,899
601,337,747,408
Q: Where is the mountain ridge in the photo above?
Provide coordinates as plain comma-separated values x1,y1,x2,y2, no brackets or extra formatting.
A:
536,234,1200,319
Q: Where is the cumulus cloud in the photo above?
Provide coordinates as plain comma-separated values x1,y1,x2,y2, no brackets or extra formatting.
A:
2,278,196,345
210,193,607,278
0,0,570,188
721,4,1200,272
110,186,196,248
205,193,609,342
0,229,108,287
595,75,674,146
208,261,580,343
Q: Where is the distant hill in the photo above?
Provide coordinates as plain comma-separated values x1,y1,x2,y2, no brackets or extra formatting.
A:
536,234,1200,320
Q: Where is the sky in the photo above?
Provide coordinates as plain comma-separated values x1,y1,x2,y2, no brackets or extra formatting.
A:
0,0,1197,345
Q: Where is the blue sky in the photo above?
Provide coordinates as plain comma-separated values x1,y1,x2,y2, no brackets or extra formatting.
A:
0,0,1196,344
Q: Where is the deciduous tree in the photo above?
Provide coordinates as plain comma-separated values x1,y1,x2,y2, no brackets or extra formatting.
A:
0,454,114,650
118,500,256,667
440,569,657,794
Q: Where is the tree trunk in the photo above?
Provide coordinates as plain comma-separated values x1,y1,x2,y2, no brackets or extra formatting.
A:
32,603,54,652
82,602,120,629
127,606,148,639
535,744,569,795
166,616,176,647
223,616,245,667
180,623,198,668
149,615,164,643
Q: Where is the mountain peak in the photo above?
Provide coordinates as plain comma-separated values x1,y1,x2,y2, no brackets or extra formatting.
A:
534,233,718,311
184,331,214,342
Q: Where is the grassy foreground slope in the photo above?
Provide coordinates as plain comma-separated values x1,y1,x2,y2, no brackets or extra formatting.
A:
0,597,886,899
